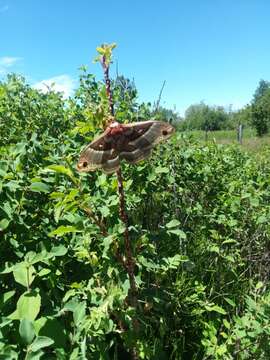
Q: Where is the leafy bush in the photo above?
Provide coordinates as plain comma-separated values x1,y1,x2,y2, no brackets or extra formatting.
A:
1,68,270,359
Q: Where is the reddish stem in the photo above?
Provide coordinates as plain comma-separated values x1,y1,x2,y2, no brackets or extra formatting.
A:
102,55,115,117
100,52,139,358
116,168,138,302
83,206,126,267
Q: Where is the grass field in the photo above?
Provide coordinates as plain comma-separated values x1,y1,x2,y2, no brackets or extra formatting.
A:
181,128,270,152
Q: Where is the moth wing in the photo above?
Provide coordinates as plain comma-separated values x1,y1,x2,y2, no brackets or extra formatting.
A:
123,120,175,149
120,146,152,164
119,121,174,164
77,129,118,173
102,156,120,174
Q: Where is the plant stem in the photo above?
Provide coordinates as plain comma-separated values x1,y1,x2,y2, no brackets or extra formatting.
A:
102,55,114,117
116,167,138,305
100,50,139,359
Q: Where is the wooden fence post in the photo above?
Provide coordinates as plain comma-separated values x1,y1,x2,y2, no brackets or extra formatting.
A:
237,124,243,144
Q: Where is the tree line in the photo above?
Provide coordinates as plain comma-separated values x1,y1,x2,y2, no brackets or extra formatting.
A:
174,79,270,136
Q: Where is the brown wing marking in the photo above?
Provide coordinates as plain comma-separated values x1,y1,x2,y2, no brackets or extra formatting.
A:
125,121,174,149
102,156,120,174
120,146,152,164
77,127,117,172
77,146,117,172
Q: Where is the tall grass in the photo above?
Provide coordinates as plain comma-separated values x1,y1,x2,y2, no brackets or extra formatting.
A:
181,128,270,152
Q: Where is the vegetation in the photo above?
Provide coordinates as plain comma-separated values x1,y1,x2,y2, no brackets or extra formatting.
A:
177,80,270,134
177,103,252,132
1,45,270,359
251,80,270,137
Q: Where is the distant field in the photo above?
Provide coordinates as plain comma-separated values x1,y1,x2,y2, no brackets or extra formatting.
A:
181,128,270,152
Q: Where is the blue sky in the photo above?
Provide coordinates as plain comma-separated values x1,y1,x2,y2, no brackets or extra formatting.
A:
1,0,270,115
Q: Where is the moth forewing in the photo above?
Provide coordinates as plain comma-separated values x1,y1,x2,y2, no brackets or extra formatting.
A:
119,146,153,164
102,156,120,174
77,146,115,173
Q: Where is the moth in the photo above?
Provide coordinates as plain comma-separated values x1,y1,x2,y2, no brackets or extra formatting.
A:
77,120,175,174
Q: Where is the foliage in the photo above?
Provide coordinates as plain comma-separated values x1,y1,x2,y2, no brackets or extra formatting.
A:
251,88,270,136
226,105,252,129
180,102,230,131
1,68,270,359
154,105,180,126
202,287,270,359
0,74,68,144
253,79,270,103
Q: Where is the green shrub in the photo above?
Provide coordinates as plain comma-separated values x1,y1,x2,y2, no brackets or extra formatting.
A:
1,72,270,359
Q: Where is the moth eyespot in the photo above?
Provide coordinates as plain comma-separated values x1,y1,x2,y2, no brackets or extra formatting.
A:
162,130,168,136
82,161,88,168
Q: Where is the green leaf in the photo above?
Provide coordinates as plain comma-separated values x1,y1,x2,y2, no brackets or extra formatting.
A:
49,225,80,237
255,281,263,290
250,197,259,207
166,219,180,228
34,317,66,348
100,206,110,218
25,350,44,360
30,336,54,352
19,319,35,344
205,304,227,315
147,172,156,181
37,268,51,277
222,239,238,245
70,348,79,360
162,254,186,270
9,291,41,321
50,245,68,256
223,319,231,329
0,218,10,230
47,164,73,178
73,302,86,326
224,297,236,308
0,290,16,307
64,301,78,313
168,229,186,238
245,295,257,311
2,201,13,218
155,166,169,174
256,215,267,224
96,173,107,187
102,235,114,258
29,182,50,193
13,264,36,288
96,46,105,54
5,180,21,191
234,329,246,338
209,245,220,254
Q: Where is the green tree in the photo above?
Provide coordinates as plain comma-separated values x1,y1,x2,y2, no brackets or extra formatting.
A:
253,79,270,103
251,79,270,136
251,88,270,136
154,105,180,125
227,105,252,129
182,102,229,130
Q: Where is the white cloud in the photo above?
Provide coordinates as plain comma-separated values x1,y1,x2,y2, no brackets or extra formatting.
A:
33,75,75,99
0,5,8,13
0,56,22,74
0,56,21,67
